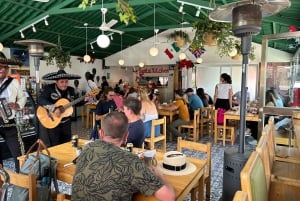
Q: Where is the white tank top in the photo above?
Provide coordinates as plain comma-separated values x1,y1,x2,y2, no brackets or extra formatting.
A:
217,83,232,99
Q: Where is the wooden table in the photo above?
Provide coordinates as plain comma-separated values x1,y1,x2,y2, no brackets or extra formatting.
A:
19,140,206,201
223,110,259,143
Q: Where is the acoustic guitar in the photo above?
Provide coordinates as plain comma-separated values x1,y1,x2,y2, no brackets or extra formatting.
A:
37,88,100,129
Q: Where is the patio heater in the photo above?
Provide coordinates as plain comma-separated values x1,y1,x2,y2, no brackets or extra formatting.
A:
14,39,56,142
209,0,291,200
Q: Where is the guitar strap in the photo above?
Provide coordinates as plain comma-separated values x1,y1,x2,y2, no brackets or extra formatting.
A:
0,77,13,96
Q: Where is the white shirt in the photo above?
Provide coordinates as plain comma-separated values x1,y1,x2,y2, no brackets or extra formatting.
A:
217,83,232,99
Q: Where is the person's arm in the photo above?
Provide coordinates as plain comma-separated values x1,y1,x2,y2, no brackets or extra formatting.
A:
228,86,233,109
213,85,218,105
150,167,175,201
158,103,178,111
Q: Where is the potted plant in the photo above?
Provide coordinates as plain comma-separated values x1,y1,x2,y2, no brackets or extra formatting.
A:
190,17,232,52
169,30,191,48
45,37,71,69
79,0,136,25
217,38,256,60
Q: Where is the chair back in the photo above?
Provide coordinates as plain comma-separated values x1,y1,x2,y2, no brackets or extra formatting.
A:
240,151,268,201
261,117,275,165
0,168,37,201
255,135,271,192
177,137,211,181
144,116,167,152
200,106,213,136
178,109,200,141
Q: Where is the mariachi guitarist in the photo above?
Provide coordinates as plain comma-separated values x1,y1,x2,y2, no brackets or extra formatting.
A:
38,70,90,147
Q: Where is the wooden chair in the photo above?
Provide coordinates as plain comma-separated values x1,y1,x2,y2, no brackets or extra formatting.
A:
177,137,211,201
0,168,37,201
178,109,200,142
200,106,213,138
144,116,167,152
240,151,268,201
56,193,71,201
232,191,248,201
213,109,235,146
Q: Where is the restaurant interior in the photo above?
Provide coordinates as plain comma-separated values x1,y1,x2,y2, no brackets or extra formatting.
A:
1,0,300,200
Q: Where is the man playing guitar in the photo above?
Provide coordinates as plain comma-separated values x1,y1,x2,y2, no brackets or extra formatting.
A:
38,70,91,147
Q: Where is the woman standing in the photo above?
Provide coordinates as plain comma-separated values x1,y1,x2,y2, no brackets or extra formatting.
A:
214,73,233,110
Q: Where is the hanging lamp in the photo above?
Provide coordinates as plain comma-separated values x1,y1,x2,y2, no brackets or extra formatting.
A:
83,23,91,62
118,33,125,66
149,0,158,57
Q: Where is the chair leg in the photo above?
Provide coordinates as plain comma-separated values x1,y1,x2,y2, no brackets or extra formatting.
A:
190,188,197,201
162,138,166,153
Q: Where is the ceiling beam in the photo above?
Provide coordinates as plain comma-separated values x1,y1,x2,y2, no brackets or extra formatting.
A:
50,0,175,15
0,0,75,41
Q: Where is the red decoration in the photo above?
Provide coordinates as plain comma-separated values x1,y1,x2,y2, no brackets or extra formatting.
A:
178,59,193,69
289,25,297,32
164,48,174,59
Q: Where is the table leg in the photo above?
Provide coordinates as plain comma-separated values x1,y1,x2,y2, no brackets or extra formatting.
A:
86,107,90,128
223,116,227,146
198,171,205,201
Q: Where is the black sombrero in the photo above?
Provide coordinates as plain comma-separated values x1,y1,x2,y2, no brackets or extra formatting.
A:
42,70,81,80
0,52,23,67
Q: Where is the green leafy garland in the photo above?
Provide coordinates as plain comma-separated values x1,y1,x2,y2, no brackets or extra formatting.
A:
79,0,136,25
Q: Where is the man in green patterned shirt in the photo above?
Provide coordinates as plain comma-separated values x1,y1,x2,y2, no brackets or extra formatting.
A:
72,111,175,201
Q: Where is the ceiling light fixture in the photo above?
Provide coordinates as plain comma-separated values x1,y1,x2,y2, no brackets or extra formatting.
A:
149,0,159,57
19,15,49,38
195,7,201,17
20,31,25,39
177,0,213,12
118,33,125,66
179,52,186,60
179,3,184,12
32,25,36,33
83,23,91,63
97,33,110,48
196,57,203,63
139,62,145,68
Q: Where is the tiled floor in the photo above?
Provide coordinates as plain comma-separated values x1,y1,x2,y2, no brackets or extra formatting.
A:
3,118,257,201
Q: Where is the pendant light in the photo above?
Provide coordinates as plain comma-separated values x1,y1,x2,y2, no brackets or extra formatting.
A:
83,23,91,62
178,12,186,60
118,33,125,66
149,0,158,57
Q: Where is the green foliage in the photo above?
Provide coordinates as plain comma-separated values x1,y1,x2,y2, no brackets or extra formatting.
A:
79,0,136,25
217,38,256,60
190,17,232,52
45,46,71,69
169,30,191,43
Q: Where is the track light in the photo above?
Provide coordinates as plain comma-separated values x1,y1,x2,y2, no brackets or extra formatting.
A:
195,7,201,17
20,31,25,38
32,25,36,32
179,3,184,13
44,18,49,26
19,15,49,38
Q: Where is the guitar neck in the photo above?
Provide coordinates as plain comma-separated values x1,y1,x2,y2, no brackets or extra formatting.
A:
63,96,85,110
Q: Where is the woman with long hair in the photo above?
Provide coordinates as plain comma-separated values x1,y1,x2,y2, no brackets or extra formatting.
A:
197,88,209,107
214,73,233,110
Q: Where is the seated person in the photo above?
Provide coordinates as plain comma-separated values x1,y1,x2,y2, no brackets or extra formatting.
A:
123,97,145,148
185,88,204,119
72,111,175,201
138,89,160,138
232,87,250,106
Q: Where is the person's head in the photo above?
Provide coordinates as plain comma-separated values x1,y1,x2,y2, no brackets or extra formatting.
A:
184,88,194,96
92,68,96,75
265,90,275,105
99,111,129,145
96,75,100,83
123,97,141,117
138,88,150,102
174,89,184,99
74,79,79,88
85,72,93,81
220,73,232,84
102,76,107,81
102,87,115,101
56,79,69,91
197,88,205,98
0,65,9,81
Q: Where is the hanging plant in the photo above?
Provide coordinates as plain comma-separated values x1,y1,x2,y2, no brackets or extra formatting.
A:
169,30,191,48
45,36,71,69
217,38,256,60
190,17,232,52
79,0,137,25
